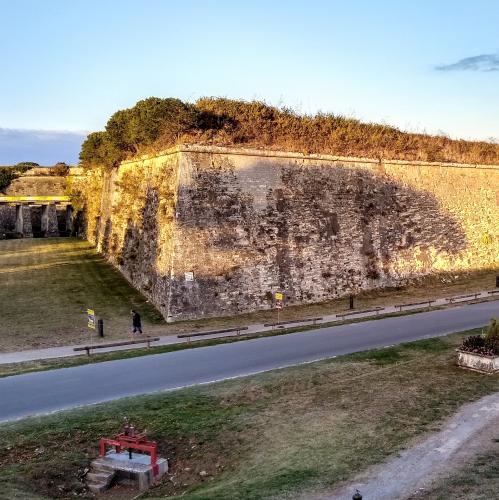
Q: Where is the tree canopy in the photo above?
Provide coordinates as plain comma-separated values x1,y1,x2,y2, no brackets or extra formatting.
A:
51,162,70,176
80,98,197,169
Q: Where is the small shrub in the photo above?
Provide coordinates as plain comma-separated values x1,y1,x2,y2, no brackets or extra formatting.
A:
485,317,499,341
51,162,70,176
459,334,498,357
0,168,19,193
461,335,485,351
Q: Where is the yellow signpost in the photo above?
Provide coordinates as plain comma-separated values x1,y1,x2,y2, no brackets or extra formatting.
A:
274,291,284,324
87,309,96,330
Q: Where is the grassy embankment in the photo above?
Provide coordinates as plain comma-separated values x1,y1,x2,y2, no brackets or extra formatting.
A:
0,330,498,499
0,238,165,352
0,237,497,354
80,97,499,170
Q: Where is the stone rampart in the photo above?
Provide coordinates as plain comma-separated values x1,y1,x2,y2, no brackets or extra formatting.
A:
4,170,67,196
81,145,499,321
0,168,81,237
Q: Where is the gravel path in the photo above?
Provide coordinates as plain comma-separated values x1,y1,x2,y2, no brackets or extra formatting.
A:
310,391,499,500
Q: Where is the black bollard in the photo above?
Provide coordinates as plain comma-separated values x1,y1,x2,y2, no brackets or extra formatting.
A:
97,319,104,338
349,294,354,310
352,490,362,500
496,275,499,288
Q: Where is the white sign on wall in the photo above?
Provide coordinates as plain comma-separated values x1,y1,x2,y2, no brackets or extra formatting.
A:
185,271,194,282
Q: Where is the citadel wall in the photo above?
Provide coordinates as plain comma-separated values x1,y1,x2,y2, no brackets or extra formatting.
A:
81,145,499,321
0,168,80,236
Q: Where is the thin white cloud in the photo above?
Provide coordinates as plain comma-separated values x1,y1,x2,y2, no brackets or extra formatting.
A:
435,53,499,72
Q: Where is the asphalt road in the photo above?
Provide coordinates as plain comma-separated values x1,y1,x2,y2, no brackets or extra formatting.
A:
0,300,497,422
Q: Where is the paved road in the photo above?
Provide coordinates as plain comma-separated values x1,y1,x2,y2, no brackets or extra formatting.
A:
0,300,497,422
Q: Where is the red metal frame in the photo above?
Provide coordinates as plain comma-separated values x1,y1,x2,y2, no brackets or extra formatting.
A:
99,433,159,475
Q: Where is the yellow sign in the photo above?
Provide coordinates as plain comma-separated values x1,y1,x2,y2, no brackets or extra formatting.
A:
275,292,284,300
87,309,96,330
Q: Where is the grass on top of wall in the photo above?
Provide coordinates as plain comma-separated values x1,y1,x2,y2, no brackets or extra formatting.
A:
80,97,499,172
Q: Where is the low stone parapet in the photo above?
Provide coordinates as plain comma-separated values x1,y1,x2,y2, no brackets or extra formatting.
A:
456,350,499,374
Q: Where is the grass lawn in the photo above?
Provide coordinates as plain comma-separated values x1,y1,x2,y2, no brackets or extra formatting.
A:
0,238,165,351
0,329,498,499
1,237,498,353
413,449,499,499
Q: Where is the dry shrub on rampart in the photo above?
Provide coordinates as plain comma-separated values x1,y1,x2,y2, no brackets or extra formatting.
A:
80,97,499,170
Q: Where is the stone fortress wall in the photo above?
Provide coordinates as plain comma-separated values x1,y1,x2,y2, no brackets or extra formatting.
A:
0,168,82,237
79,145,499,321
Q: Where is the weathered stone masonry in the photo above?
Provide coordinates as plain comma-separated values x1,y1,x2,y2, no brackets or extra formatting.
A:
81,145,499,321
0,169,80,237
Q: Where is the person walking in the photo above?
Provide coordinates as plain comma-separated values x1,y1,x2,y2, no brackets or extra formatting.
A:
131,309,142,334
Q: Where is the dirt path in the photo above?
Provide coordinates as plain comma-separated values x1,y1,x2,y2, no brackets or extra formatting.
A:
308,391,499,500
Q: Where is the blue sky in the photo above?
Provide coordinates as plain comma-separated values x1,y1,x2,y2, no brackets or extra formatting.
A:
1,0,498,164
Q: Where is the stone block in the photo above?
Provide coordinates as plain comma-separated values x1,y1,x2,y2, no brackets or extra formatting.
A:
90,451,168,491
457,351,499,374
41,204,59,236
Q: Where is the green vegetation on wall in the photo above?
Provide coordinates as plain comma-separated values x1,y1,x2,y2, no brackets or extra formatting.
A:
79,97,197,169
80,97,499,170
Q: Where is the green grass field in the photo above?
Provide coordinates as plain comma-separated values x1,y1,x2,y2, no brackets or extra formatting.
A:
0,238,165,351
0,330,498,499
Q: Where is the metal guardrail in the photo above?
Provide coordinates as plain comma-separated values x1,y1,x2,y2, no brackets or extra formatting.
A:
446,292,481,303
74,337,160,356
0,195,71,203
264,317,323,328
394,300,435,311
177,326,248,341
336,307,384,319
73,290,497,355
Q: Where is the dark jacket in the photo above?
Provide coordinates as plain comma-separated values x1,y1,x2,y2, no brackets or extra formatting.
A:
132,312,142,327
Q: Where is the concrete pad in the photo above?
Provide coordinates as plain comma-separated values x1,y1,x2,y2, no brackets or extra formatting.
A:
91,451,168,490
